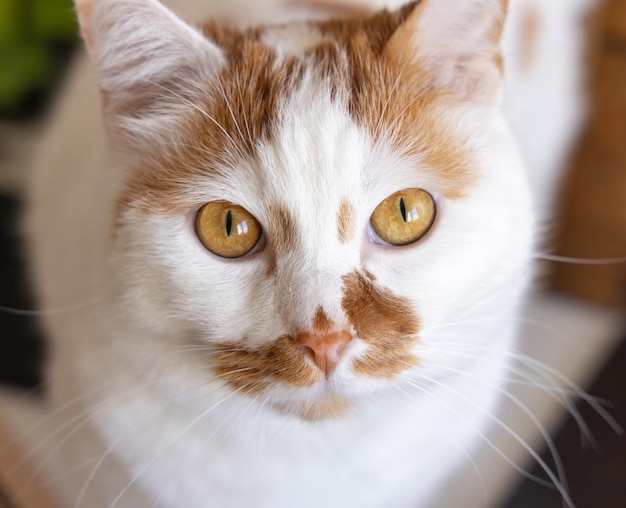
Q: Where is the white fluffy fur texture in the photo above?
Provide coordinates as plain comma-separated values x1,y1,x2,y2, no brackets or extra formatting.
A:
26,0,592,506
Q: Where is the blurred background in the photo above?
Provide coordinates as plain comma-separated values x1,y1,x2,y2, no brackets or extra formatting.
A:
0,1,624,507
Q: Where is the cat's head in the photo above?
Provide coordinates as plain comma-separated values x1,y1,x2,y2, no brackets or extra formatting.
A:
76,0,533,419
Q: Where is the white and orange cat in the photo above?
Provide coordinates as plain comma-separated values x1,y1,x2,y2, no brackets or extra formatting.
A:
26,0,591,506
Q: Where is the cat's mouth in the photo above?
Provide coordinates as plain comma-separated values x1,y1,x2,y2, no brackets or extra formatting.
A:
211,335,354,419
210,332,416,420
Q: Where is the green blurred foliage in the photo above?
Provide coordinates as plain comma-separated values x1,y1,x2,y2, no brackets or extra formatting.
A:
0,0,77,116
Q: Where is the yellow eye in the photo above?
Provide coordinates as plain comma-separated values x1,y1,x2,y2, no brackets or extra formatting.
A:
370,189,436,246
196,201,262,258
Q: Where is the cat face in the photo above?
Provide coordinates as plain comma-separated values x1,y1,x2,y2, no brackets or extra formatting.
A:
77,0,533,419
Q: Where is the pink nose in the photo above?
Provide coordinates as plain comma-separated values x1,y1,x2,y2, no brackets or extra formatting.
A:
295,329,352,375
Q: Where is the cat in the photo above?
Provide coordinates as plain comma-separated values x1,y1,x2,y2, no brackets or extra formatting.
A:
22,0,591,506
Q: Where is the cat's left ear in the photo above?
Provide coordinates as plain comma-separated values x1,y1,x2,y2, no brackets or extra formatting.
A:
386,0,508,103
74,0,225,145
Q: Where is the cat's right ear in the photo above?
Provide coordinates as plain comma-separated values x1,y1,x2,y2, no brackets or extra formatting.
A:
74,0,225,145
385,0,508,104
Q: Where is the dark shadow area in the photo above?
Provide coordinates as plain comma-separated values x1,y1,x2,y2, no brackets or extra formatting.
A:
503,334,626,508
0,194,46,390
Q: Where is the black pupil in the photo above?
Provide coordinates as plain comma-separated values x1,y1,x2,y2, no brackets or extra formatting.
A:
226,210,233,236
399,197,407,222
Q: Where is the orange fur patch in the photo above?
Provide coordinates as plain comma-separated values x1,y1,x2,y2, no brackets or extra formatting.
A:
119,25,304,214
212,335,321,393
312,306,332,333
337,197,356,243
266,203,299,258
341,270,419,378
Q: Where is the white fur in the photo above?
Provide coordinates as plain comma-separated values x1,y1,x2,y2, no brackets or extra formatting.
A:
27,0,591,506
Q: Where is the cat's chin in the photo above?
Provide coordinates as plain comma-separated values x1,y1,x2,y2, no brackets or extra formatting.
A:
272,393,354,421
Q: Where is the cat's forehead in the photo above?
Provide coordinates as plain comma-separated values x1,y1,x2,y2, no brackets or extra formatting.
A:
121,7,477,217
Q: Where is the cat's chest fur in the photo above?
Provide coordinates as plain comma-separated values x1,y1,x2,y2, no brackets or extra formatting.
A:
27,0,590,506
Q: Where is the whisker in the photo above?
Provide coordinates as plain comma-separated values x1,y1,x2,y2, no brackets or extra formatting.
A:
107,382,254,507
373,60,411,140
421,337,621,436
0,298,102,317
422,361,570,496
403,371,575,508
142,79,243,159
397,373,555,490
72,366,256,508
534,253,626,265
393,384,488,508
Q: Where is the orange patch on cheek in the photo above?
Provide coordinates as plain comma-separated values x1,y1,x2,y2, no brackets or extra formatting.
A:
212,336,321,394
341,270,419,378
337,197,356,244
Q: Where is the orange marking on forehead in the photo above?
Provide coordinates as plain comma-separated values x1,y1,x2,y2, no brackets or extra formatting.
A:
266,204,299,258
341,270,419,378
213,335,321,394
337,197,356,244
312,306,332,334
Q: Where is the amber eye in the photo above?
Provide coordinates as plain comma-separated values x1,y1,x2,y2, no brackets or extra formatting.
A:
195,201,262,258
370,189,436,246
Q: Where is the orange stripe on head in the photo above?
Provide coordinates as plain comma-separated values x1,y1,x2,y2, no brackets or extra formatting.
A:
337,197,356,244
265,203,299,259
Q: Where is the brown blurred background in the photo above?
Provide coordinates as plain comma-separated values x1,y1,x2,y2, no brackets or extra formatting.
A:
551,0,626,308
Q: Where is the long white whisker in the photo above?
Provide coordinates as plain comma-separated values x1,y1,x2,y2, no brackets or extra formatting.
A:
534,253,626,265
404,372,575,508
424,361,570,496
397,373,554,490
0,298,102,317
107,382,252,508
72,366,255,508
393,384,488,508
